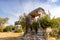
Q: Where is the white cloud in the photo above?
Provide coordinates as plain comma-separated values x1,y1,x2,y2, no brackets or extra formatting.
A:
49,6,60,18
22,0,60,19
48,0,58,3
22,1,54,14
22,1,52,13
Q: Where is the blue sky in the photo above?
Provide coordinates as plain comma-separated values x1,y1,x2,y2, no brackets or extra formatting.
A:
0,0,60,25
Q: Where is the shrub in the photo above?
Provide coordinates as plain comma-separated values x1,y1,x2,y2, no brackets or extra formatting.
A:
31,22,39,33
0,26,4,32
15,29,23,33
3,26,12,32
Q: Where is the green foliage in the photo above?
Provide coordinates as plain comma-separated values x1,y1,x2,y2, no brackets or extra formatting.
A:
15,21,20,25
3,25,14,32
0,17,9,25
58,30,60,36
15,13,27,31
0,26,4,32
32,22,39,29
39,13,60,29
39,14,51,29
0,29,3,32
49,28,58,37
14,28,23,33
49,26,60,38
39,13,60,38
0,17,9,32
50,18,57,28
31,22,39,33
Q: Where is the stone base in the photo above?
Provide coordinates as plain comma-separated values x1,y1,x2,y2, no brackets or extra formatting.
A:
20,33,45,40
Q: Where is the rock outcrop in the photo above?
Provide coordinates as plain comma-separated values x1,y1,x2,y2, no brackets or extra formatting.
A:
20,7,46,40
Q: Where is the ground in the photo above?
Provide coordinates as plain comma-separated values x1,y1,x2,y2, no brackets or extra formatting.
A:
0,32,23,40
0,32,60,40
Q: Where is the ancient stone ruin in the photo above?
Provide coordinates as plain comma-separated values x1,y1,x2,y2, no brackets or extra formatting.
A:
20,7,46,40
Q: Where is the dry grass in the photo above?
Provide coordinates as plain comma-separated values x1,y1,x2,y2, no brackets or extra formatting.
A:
46,37,56,40
0,32,23,40
0,32,60,40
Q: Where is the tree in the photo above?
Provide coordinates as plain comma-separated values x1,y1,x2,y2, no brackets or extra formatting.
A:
39,13,60,29
49,18,60,37
0,17,8,25
0,17,9,32
15,13,27,31
15,21,20,25
39,14,51,29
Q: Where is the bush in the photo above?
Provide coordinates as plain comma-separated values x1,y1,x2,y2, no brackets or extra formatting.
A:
49,28,60,37
14,28,23,33
3,26,12,32
31,22,39,33
0,29,3,32
0,26,4,32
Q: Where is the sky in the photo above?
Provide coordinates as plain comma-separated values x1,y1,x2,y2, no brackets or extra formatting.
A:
0,0,60,25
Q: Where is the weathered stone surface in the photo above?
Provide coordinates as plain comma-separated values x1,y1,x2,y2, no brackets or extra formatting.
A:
20,7,46,40
20,28,45,40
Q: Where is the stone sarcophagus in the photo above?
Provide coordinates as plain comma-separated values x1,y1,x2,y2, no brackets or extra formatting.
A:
20,7,46,40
